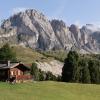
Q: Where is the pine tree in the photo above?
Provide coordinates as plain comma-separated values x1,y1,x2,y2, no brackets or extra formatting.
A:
88,60,100,84
30,62,39,81
82,61,91,83
62,51,80,82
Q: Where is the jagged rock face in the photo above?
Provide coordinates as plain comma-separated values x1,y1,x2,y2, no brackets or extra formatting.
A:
0,28,18,45
51,20,75,50
69,24,81,42
69,24,100,53
0,9,100,53
1,9,57,50
92,32,100,43
80,26,99,52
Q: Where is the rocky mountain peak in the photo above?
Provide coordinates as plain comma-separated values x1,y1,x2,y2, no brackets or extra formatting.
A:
51,20,66,28
69,24,80,33
69,24,81,43
0,9,100,53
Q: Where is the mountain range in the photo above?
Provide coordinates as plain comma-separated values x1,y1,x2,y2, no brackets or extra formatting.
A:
0,9,100,54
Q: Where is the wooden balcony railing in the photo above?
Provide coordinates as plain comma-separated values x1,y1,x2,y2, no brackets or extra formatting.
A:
16,75,32,80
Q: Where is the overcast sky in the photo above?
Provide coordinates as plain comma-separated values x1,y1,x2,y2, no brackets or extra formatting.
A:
0,0,100,25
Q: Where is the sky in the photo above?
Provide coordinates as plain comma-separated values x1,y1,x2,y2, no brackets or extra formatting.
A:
0,0,100,26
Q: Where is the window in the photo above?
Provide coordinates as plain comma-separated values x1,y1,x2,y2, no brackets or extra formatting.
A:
18,70,20,75
16,70,18,75
11,71,13,75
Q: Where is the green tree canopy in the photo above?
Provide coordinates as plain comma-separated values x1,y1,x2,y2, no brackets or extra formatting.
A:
62,51,80,82
30,62,40,81
81,60,91,83
88,59,100,84
0,43,16,61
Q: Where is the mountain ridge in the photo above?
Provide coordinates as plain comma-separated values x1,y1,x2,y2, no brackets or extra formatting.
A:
0,9,100,54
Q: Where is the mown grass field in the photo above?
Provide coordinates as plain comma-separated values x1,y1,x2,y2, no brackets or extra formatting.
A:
0,81,100,100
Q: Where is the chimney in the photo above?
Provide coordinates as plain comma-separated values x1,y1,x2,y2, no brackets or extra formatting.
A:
7,61,10,66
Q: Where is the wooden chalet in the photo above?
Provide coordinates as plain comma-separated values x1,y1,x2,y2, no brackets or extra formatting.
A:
0,61,32,83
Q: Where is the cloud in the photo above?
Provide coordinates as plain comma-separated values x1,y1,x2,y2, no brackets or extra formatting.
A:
74,20,82,28
90,22,100,28
73,21,100,29
11,7,27,15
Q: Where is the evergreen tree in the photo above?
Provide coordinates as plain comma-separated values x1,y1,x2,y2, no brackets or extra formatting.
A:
88,60,100,84
62,51,80,82
30,62,39,81
0,43,16,61
81,61,91,83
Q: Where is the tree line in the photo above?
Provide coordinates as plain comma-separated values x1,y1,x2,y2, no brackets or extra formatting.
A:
0,44,100,84
62,51,100,84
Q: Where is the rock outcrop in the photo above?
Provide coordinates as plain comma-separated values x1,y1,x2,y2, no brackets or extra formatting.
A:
36,60,63,76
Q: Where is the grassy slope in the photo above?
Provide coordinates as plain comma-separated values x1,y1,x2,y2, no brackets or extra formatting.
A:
39,50,67,62
0,81,100,100
12,46,68,64
12,46,54,64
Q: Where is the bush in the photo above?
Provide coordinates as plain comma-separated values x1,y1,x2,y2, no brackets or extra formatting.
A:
46,71,57,81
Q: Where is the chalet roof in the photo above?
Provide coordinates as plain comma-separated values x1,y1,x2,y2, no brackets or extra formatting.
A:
0,63,19,69
0,62,30,70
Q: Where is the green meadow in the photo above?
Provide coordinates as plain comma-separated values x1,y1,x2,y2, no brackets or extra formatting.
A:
0,81,99,100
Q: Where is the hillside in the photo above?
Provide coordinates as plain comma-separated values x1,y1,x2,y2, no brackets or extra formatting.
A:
0,81,100,100
12,45,53,64
12,45,63,76
11,45,100,76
